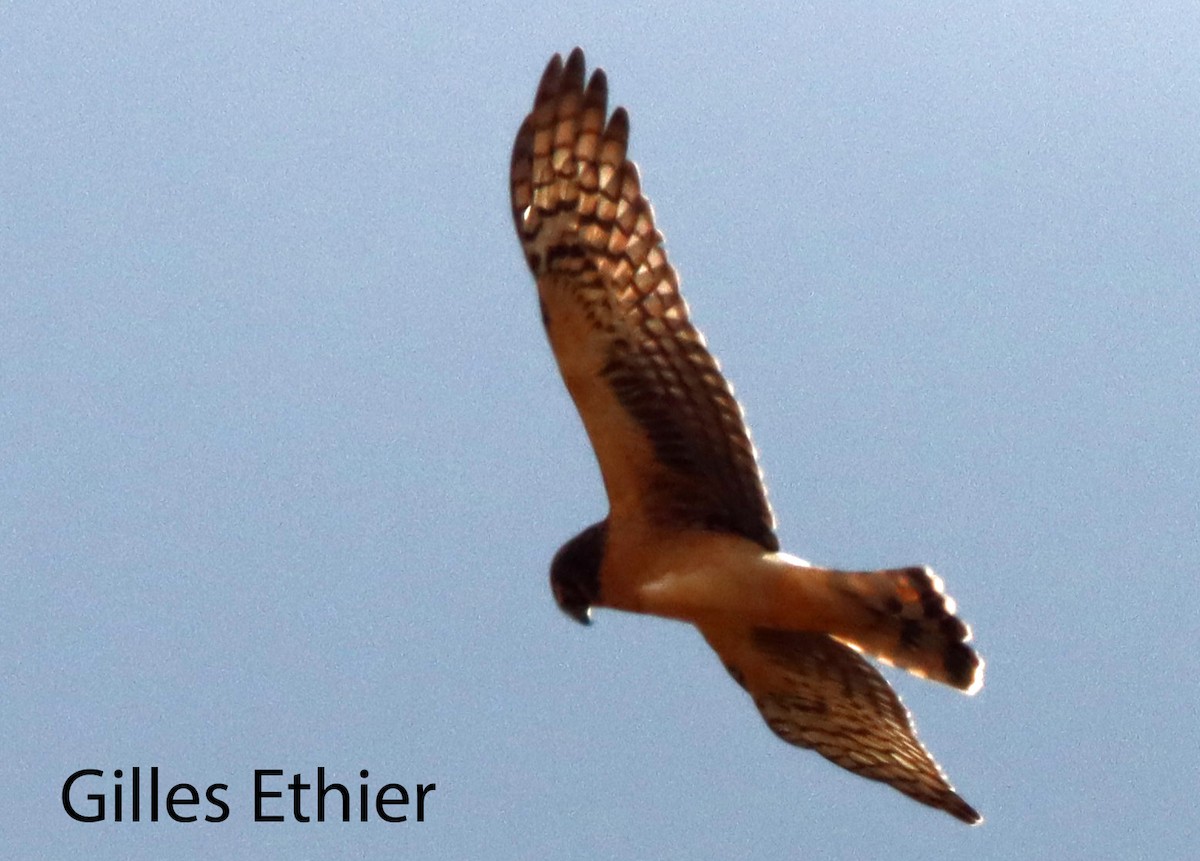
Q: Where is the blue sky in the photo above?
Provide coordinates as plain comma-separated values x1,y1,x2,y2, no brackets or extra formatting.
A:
4,2,1198,858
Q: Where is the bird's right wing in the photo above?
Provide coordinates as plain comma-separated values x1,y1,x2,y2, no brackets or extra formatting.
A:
700,623,981,824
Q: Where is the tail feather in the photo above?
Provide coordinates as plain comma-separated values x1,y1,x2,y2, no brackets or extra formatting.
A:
833,566,983,693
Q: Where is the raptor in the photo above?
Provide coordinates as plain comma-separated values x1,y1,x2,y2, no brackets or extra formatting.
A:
510,48,984,824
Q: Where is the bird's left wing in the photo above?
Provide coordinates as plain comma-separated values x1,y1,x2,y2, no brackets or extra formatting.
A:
510,49,777,549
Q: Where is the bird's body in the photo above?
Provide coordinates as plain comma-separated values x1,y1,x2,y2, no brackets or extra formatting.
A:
511,48,984,824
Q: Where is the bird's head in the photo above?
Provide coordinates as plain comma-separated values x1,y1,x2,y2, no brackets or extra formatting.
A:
549,520,606,625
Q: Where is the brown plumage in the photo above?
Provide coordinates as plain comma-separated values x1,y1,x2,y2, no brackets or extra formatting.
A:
510,49,776,548
511,48,984,825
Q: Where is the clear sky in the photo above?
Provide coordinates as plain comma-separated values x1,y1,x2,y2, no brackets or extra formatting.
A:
4,2,1198,858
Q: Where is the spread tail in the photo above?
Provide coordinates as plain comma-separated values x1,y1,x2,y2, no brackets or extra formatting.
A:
832,566,983,693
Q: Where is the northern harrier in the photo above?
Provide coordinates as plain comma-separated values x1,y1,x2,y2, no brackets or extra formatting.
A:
510,48,984,824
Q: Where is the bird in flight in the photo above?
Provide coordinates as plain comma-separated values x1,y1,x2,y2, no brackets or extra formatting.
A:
509,48,984,824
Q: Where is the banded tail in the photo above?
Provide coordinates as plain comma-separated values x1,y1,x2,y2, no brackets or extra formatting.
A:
833,565,983,693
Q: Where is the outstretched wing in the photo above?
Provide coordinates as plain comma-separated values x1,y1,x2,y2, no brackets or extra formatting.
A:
701,624,981,824
510,49,777,550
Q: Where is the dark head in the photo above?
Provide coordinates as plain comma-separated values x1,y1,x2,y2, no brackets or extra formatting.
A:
549,520,606,625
